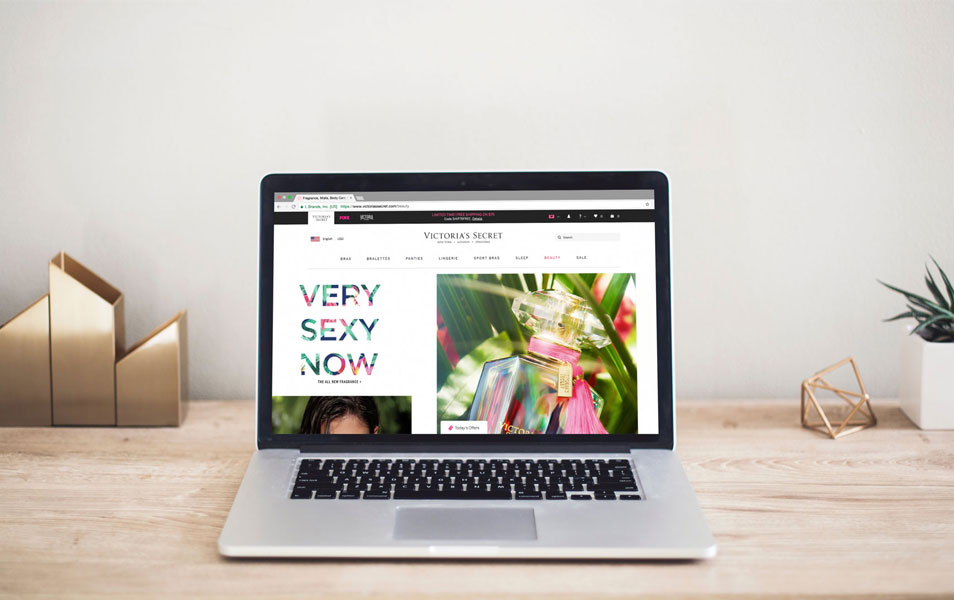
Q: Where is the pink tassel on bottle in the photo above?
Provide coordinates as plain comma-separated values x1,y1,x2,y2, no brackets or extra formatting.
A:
528,337,608,434
564,377,608,434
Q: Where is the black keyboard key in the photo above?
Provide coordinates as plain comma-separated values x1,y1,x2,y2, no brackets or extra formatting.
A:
393,489,512,500
570,494,592,500
339,490,361,499
594,491,616,500
313,490,336,499
363,491,390,499
619,494,642,500
290,489,312,499
546,491,567,500
515,491,542,500
590,482,638,492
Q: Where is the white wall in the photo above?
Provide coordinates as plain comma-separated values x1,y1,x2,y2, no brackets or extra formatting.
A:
2,1,952,400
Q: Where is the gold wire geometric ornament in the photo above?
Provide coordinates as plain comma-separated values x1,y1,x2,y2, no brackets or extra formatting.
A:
801,356,876,439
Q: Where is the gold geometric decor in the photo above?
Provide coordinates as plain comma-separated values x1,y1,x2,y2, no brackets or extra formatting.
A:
0,251,186,427
117,311,187,426
0,295,52,426
801,356,876,439
49,251,125,425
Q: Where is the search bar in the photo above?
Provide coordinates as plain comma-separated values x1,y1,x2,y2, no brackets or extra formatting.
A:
555,233,621,242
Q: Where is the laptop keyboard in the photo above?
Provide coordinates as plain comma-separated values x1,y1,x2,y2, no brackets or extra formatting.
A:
290,458,641,501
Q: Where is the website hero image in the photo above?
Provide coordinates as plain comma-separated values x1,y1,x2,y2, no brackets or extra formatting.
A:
270,191,659,437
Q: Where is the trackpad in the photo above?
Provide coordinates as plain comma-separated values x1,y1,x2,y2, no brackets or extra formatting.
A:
393,507,537,541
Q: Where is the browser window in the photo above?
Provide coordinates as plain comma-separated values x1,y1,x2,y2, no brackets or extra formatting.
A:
270,190,658,436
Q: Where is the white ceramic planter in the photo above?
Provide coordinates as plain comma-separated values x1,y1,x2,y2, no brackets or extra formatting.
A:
898,328,954,429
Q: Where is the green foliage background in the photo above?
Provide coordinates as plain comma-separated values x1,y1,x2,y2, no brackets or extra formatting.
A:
436,273,639,434
272,396,412,434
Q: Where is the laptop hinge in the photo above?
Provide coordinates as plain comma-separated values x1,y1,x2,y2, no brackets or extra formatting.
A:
298,444,634,454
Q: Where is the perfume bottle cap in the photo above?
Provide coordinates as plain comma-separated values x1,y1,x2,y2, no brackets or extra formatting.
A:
512,289,611,350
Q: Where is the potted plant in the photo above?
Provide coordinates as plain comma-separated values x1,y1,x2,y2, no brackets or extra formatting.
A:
880,258,954,429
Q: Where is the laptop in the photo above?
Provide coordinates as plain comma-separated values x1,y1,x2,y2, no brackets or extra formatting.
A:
218,171,716,559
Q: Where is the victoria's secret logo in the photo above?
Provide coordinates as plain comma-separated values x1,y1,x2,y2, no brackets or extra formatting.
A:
423,232,503,240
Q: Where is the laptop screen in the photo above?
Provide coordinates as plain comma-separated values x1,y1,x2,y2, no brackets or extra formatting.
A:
269,189,658,437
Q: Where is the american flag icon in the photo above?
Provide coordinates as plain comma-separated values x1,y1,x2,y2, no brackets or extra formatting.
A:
310,236,321,242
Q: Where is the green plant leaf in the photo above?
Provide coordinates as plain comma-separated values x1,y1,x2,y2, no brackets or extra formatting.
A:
523,273,538,291
904,304,933,319
879,280,954,319
592,373,636,434
597,344,639,422
476,273,524,345
437,339,452,389
580,273,597,287
931,256,954,310
924,270,949,310
600,273,632,319
908,295,954,319
912,313,951,336
437,275,495,359
884,311,919,323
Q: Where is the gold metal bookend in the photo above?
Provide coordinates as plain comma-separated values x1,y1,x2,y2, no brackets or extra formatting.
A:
0,295,52,426
49,251,125,426
116,311,187,426
801,356,876,439
1,251,186,428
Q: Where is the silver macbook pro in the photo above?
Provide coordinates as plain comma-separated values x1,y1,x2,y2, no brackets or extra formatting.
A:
218,171,716,559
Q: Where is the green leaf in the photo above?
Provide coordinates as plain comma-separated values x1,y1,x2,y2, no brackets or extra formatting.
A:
905,304,933,319
437,275,495,359
436,332,513,423
883,311,918,323
436,339,452,390
523,273,538,291
476,273,521,343
909,295,954,319
597,344,639,422
912,313,951,336
879,280,954,319
592,373,635,434
600,273,632,319
553,273,573,291
931,256,954,310
924,270,949,310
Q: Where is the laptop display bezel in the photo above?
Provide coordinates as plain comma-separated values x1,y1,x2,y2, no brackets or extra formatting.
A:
257,172,674,451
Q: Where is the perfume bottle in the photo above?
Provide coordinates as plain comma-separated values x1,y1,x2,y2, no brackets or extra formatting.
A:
469,289,611,434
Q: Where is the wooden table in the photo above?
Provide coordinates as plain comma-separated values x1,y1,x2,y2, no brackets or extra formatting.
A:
1,399,952,598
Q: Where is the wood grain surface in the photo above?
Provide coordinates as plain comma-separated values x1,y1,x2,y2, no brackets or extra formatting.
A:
1,399,952,599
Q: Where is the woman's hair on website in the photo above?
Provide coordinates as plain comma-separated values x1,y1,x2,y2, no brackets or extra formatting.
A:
299,396,380,434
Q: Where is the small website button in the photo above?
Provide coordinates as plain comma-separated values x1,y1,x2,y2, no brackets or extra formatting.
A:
441,421,487,434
